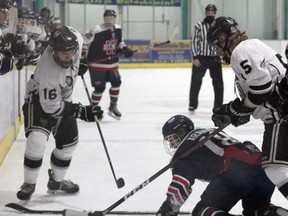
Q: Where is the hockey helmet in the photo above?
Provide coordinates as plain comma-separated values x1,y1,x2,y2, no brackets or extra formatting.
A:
0,0,14,9
205,4,217,12
17,7,37,34
104,9,116,30
207,16,238,46
162,115,194,155
0,0,14,28
49,26,79,68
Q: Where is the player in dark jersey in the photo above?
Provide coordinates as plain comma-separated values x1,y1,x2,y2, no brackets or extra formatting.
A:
83,9,133,120
156,115,287,216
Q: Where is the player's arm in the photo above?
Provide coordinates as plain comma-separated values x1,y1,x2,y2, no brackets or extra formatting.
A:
157,163,195,216
38,77,102,121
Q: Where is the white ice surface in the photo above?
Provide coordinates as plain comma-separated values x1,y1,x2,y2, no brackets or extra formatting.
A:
0,67,287,215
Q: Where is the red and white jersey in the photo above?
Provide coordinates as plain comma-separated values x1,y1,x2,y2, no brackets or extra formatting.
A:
230,39,286,122
24,27,83,118
83,23,126,71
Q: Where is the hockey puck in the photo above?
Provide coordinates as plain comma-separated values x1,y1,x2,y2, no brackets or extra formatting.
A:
116,178,125,188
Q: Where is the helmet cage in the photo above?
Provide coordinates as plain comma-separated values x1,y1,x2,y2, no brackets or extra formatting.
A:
163,133,182,155
0,8,9,28
104,16,115,30
162,115,194,156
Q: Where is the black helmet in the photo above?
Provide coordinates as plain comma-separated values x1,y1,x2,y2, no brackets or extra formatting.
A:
207,16,238,46
49,26,79,52
205,4,217,12
18,7,35,19
162,115,194,155
49,26,79,68
104,9,116,17
0,0,14,9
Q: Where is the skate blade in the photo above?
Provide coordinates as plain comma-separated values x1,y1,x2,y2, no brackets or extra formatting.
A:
47,189,79,195
108,111,121,120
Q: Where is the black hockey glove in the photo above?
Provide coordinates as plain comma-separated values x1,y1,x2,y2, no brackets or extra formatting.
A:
121,46,134,58
78,58,88,76
277,77,288,121
16,58,25,71
73,103,103,122
0,50,13,75
156,201,179,216
286,44,288,60
212,98,254,127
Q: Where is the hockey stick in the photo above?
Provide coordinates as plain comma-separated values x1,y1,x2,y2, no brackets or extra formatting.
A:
80,74,125,189
5,203,190,215
6,120,230,216
73,120,229,216
91,40,170,64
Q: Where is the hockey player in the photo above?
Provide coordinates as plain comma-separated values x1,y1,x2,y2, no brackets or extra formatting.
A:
0,0,15,75
17,26,103,200
206,17,288,200
157,115,288,216
83,9,133,120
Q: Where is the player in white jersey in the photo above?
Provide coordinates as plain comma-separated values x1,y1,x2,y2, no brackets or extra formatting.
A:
206,17,288,200
17,26,103,201
0,0,15,75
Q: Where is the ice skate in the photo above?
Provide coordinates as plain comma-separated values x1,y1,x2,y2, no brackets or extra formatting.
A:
47,169,79,194
108,103,122,120
17,183,36,200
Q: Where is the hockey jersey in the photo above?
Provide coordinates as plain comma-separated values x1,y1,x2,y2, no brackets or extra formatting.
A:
24,27,83,118
166,128,262,209
83,23,126,71
231,39,287,123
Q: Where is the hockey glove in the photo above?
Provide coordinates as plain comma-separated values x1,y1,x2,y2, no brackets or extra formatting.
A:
212,98,254,127
0,50,13,75
121,46,134,58
73,103,103,122
276,77,288,121
286,44,288,60
78,58,88,76
16,58,25,71
156,201,179,216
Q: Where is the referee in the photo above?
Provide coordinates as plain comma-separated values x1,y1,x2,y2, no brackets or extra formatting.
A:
189,4,223,112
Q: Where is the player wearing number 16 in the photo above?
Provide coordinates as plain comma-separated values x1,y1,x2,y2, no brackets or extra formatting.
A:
17,26,103,201
207,16,288,200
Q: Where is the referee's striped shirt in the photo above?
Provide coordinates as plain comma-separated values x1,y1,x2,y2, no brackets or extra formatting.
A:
191,21,217,59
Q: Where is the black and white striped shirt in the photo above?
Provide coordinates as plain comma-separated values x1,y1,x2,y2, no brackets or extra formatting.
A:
191,21,217,58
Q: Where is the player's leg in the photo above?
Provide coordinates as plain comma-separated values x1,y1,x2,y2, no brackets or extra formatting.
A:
108,69,122,119
262,121,288,200
17,100,52,200
89,69,106,106
241,167,275,216
48,116,79,194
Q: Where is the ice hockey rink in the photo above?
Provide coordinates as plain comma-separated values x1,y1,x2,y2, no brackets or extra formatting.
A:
1,67,288,215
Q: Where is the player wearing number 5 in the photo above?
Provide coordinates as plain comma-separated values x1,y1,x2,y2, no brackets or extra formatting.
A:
17,26,103,200
207,17,288,200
